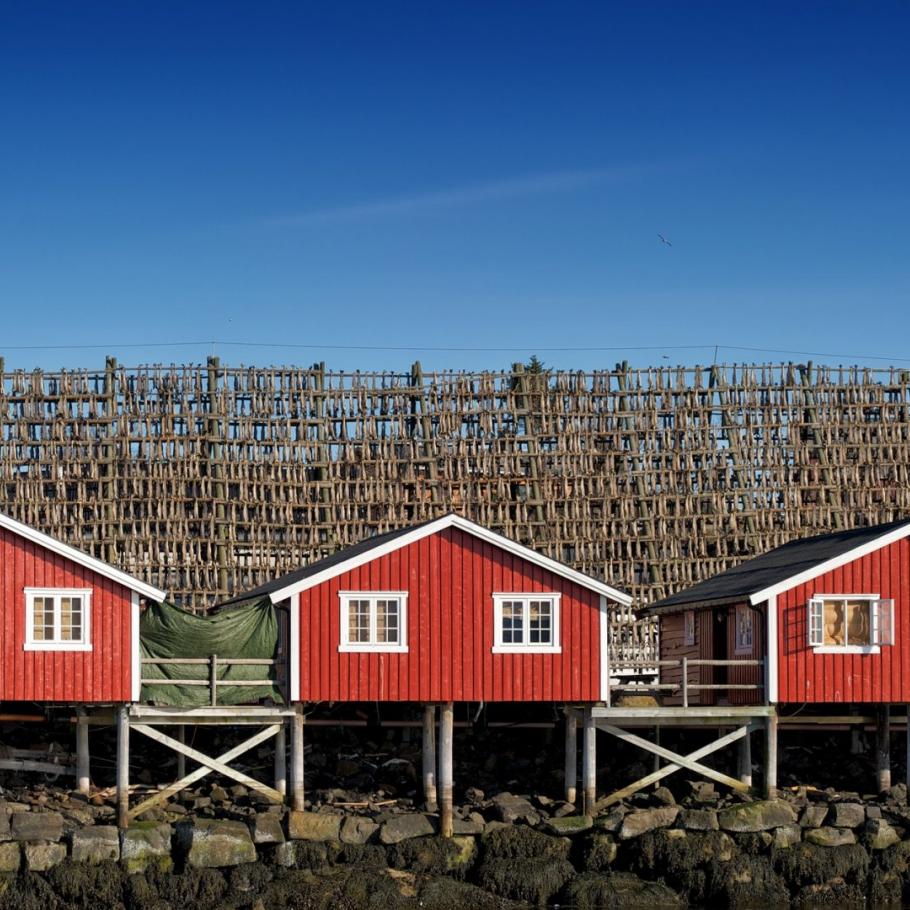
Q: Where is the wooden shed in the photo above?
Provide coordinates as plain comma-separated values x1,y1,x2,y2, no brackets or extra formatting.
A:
642,518,910,706
0,512,166,703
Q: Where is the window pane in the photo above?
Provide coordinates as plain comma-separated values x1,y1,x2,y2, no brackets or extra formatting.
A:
529,600,552,644
502,600,523,644
376,599,399,644
348,600,370,643
61,596,83,642
846,600,871,646
33,596,54,641
823,600,845,645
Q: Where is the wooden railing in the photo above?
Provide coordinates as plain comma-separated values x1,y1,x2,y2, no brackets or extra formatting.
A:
141,655,276,706
609,658,767,707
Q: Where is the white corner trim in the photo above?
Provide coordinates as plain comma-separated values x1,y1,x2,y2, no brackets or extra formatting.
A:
289,593,301,702
767,594,778,703
492,592,561,652
599,594,610,704
0,511,167,602
749,522,910,605
268,513,632,606
338,591,409,653
812,645,881,655
131,591,141,702
24,587,93,651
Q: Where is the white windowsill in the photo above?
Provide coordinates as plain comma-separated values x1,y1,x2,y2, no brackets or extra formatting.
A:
24,642,93,652
492,646,562,654
338,644,409,653
812,645,881,655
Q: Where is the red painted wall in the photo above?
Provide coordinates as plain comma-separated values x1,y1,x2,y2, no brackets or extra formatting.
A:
0,526,133,703
777,537,910,703
297,526,603,702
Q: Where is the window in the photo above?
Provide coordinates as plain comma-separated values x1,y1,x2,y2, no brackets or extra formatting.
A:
493,594,561,653
734,605,754,654
808,595,894,653
339,592,408,652
25,588,92,651
683,610,696,646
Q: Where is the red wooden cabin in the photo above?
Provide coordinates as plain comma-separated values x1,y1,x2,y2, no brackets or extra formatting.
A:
642,519,910,706
229,513,632,704
0,512,166,703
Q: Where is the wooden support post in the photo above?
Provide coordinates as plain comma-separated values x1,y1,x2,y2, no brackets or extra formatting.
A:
76,710,90,795
291,706,305,811
422,705,438,811
176,726,186,780
764,712,778,798
738,726,752,787
564,709,577,804
877,705,892,793
274,723,287,796
210,654,218,707
582,707,596,815
117,705,129,829
439,702,454,837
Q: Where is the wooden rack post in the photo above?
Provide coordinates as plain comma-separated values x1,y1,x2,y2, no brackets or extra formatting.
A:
877,706,892,792
117,705,129,829
274,723,287,796
291,706,305,811
422,705,437,811
564,709,577,804
76,709,90,795
582,707,596,815
438,702,454,837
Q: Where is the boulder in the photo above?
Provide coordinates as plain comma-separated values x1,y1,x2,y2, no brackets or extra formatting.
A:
452,816,485,835
491,793,539,825
287,811,341,842
23,842,66,871
0,842,20,872
584,832,618,871
70,826,120,863
652,786,676,806
120,823,173,874
772,824,801,848
619,806,679,840
543,815,593,836
829,803,865,828
11,811,63,843
805,826,856,847
800,805,828,828
718,800,797,833
681,808,719,831
340,816,379,845
563,871,684,909
250,812,285,845
379,813,435,844
176,819,257,868
865,818,901,850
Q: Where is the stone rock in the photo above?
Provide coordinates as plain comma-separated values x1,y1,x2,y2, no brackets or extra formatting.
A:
681,808,719,831
688,781,718,803
120,823,173,874
552,801,577,819
464,787,485,803
865,818,901,850
452,816,485,835
0,842,20,872
379,813,435,844
773,824,801,848
652,786,676,806
287,811,341,842
805,826,856,847
11,811,63,843
250,812,285,845
800,805,828,828
585,832,618,871
886,783,908,804
491,793,539,825
0,812,9,840
619,806,680,840
23,842,66,871
542,815,593,836
271,841,297,868
210,785,230,803
177,819,257,868
594,806,626,834
340,816,379,844
70,826,120,863
829,803,865,828
718,800,797,833
865,805,882,820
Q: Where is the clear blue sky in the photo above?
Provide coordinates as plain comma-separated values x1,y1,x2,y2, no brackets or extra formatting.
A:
1,2,907,373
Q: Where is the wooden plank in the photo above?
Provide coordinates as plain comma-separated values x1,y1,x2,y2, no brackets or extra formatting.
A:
0,758,75,775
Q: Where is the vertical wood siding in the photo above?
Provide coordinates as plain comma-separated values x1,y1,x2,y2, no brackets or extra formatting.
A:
298,526,603,702
777,538,910,703
0,527,133,702
659,611,703,705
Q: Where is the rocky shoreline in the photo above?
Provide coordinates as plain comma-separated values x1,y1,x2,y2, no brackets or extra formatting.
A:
4,777,910,908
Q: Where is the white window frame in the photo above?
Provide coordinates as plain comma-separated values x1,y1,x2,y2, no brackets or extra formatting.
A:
808,593,893,654
24,587,93,651
734,604,754,654
492,593,562,653
338,591,409,653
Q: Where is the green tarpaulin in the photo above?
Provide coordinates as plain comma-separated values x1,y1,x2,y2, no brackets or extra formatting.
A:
140,598,284,706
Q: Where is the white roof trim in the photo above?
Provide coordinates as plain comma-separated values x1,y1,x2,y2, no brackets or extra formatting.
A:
268,514,632,606
0,512,166,602
748,521,910,606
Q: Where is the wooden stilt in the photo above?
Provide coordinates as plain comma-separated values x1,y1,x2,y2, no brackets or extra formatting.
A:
439,702,454,837
582,706,596,815
176,726,186,780
764,712,778,798
274,723,287,796
653,725,661,781
738,726,752,787
291,705,305,811
564,709,577,804
423,705,438,811
76,710,90,795
117,705,129,829
877,705,892,793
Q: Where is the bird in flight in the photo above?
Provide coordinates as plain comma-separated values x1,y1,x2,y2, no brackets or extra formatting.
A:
658,233,672,247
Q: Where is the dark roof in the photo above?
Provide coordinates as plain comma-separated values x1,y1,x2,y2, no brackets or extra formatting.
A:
216,515,453,607
642,518,910,615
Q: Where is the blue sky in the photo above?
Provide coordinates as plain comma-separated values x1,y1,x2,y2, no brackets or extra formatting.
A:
1,2,908,373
